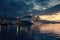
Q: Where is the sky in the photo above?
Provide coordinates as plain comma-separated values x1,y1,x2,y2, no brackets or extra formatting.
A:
40,12,60,21
0,0,60,20
13,0,60,11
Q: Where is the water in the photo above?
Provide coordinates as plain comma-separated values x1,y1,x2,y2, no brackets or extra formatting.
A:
0,24,60,40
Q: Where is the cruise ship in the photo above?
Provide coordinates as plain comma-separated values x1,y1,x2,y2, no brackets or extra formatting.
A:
19,15,34,25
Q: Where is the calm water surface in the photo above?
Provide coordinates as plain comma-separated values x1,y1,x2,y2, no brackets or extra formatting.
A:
0,24,60,40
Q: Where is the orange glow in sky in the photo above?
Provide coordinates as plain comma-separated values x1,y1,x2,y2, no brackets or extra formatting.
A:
40,12,60,21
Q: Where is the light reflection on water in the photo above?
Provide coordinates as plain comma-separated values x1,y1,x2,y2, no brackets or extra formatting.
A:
0,25,1,31
0,24,60,40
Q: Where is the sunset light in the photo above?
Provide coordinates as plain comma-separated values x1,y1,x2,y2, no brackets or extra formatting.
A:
40,12,60,21
0,0,60,40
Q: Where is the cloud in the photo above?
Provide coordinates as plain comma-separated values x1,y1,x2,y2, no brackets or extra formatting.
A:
0,0,29,17
40,12,60,21
7,0,60,11
47,0,60,8
43,4,60,15
8,0,60,10
0,0,60,17
33,4,47,10
35,0,49,6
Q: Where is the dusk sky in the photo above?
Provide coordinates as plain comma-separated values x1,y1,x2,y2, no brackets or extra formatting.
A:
0,0,60,20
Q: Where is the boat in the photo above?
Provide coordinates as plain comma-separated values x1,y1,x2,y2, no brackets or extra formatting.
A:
19,15,33,25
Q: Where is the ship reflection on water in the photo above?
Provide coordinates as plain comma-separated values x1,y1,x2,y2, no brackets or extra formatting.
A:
0,24,32,40
0,24,60,40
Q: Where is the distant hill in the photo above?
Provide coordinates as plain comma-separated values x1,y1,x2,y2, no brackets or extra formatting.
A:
40,20,60,24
